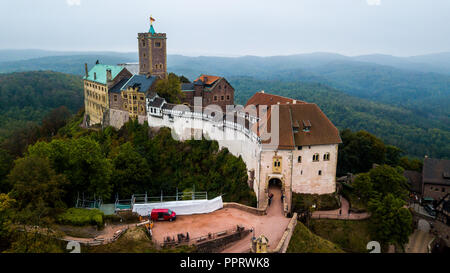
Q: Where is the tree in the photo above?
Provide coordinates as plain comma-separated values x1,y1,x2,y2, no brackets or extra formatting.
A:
154,73,185,104
352,173,373,202
0,193,16,251
179,75,191,83
8,156,67,211
0,149,13,193
111,142,152,199
385,145,403,166
398,157,423,172
337,129,386,176
367,193,413,247
27,137,113,203
40,106,71,139
367,165,409,199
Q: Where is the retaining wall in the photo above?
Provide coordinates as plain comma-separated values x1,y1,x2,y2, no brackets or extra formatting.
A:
223,202,267,216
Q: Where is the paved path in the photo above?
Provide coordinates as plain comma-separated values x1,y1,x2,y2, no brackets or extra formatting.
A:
405,230,434,253
312,196,370,220
220,185,288,253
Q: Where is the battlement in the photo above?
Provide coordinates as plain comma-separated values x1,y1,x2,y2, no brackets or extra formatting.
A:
138,32,167,39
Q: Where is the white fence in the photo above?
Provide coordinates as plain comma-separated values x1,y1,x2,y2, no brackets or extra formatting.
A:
132,196,224,216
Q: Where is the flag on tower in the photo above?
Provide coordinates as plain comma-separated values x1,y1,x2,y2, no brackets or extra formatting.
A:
150,16,155,23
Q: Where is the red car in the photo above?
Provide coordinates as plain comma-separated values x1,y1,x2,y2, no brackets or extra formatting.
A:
150,208,176,222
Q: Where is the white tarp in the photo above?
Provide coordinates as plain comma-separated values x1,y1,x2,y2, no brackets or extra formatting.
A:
132,196,223,216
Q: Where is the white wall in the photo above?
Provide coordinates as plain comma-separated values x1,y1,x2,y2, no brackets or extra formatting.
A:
146,106,339,211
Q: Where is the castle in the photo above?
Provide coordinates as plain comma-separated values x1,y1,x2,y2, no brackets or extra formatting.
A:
83,19,342,215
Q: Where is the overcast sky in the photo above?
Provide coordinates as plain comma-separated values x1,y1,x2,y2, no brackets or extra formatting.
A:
1,0,449,57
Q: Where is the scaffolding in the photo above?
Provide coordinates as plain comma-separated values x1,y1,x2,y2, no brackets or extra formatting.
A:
114,189,210,212
75,193,102,209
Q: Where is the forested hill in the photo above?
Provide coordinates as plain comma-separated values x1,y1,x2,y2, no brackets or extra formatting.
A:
229,77,450,159
0,70,448,159
0,71,83,142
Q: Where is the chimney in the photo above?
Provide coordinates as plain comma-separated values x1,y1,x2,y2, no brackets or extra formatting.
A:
94,72,97,80
203,76,208,83
261,90,265,93
106,69,112,82
84,63,89,78
293,100,297,104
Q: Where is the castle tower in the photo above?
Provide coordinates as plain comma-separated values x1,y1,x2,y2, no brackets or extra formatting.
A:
138,17,167,79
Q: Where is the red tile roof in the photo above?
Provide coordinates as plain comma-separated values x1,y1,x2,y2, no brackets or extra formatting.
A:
246,92,341,149
196,75,221,85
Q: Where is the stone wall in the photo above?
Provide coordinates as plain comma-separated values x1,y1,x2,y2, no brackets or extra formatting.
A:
423,184,450,201
269,213,297,253
195,229,251,253
223,202,267,216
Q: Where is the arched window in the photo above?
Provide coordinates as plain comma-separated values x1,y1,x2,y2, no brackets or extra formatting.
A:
297,156,302,163
323,153,330,161
313,153,319,162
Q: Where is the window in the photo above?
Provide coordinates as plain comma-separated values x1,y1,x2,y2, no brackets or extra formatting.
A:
273,156,282,173
318,170,322,175
227,95,230,100
140,96,144,101
298,156,302,163
313,154,319,162
142,40,146,47
298,146,302,150
155,41,161,47
214,96,218,101
221,96,224,101
324,153,330,161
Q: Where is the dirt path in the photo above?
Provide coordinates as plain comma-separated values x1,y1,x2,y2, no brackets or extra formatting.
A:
312,196,370,220
63,222,143,244
405,230,434,253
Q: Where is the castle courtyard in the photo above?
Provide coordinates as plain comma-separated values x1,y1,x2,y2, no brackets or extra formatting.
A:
151,185,290,253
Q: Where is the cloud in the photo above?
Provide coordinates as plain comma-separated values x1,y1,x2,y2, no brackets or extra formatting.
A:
66,0,81,6
366,0,381,6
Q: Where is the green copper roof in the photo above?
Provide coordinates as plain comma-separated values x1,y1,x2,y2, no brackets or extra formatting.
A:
83,64,125,85
149,24,156,35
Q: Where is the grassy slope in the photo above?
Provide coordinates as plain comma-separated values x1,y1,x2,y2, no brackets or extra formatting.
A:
287,221,344,253
308,219,372,253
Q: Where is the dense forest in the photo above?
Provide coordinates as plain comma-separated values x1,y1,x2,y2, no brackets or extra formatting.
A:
230,77,450,159
0,71,83,143
0,71,448,159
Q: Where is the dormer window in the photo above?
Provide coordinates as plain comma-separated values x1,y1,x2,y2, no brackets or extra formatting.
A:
303,120,312,132
293,120,300,133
